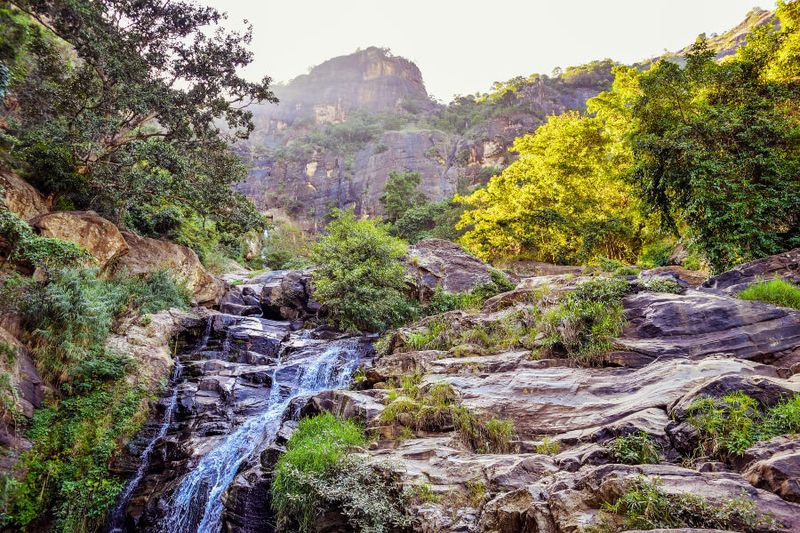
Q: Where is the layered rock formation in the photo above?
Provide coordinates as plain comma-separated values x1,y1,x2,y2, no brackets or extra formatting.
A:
269,250,800,532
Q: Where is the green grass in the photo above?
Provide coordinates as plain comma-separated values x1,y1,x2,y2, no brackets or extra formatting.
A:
599,476,771,532
687,392,800,460
738,279,800,310
271,413,409,532
607,432,660,464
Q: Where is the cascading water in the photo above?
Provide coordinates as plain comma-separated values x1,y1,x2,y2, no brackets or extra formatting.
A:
165,339,361,532
105,322,213,533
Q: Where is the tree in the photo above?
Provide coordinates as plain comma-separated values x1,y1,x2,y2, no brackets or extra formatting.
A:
379,170,427,222
624,30,800,272
456,112,642,264
311,209,416,332
2,0,275,232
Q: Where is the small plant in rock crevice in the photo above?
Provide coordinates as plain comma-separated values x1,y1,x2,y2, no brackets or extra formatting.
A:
607,432,660,464
535,436,561,455
686,391,800,460
597,476,775,532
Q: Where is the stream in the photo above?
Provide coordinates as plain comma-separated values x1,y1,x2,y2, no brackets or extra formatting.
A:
104,272,371,533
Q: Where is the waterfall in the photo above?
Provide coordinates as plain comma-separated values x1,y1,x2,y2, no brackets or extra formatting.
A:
163,338,362,533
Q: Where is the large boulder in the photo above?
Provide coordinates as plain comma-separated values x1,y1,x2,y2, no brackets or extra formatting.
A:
702,248,800,295
406,239,511,299
618,290,800,366
257,270,320,321
0,171,51,221
743,436,800,503
114,230,224,306
31,210,128,269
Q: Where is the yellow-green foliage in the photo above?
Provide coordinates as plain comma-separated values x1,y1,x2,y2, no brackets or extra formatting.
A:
535,436,561,455
455,111,644,265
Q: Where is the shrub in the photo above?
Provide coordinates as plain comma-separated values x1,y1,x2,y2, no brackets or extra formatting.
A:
312,209,418,332
0,209,89,270
600,476,769,532
638,277,682,294
687,392,800,460
637,240,675,268
540,277,630,365
452,407,516,453
263,219,312,270
738,279,800,310
607,432,660,464
271,413,409,532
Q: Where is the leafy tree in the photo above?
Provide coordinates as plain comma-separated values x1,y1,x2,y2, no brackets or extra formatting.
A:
379,170,427,222
391,199,464,243
456,111,642,264
2,0,274,232
623,30,800,272
311,209,416,332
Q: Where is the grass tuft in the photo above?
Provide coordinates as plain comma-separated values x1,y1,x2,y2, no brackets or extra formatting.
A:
738,279,800,310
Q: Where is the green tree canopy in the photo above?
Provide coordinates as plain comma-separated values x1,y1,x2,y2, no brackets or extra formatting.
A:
379,170,427,223
1,0,275,233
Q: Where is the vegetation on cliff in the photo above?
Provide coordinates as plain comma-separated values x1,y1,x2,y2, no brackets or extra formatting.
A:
456,2,800,272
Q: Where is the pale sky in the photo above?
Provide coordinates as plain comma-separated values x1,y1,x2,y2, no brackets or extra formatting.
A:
205,0,773,102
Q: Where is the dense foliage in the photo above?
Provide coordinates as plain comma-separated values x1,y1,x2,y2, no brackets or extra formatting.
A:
0,267,189,531
271,413,409,533
456,112,643,264
0,0,272,250
379,170,427,223
687,391,800,459
311,209,417,332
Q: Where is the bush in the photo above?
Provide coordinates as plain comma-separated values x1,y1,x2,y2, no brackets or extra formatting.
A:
637,277,682,294
600,476,769,532
424,271,515,314
738,279,800,310
312,209,418,332
607,432,660,464
687,392,800,460
271,413,409,533
0,209,89,270
535,437,561,455
451,407,516,453
263,219,312,270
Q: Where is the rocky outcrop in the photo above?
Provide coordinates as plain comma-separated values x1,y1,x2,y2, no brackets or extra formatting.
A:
618,290,800,369
406,239,511,298
114,229,224,306
0,323,44,472
743,436,800,503
31,210,128,269
0,170,51,221
702,247,800,294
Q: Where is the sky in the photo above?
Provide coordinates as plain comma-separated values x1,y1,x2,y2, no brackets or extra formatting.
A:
204,0,773,102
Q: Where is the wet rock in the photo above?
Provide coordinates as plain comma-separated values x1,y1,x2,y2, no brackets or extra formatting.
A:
31,210,128,269
115,229,224,306
406,239,512,299
259,270,319,321
702,247,800,295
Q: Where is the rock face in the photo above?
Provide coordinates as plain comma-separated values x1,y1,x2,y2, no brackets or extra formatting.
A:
114,229,224,306
236,47,608,229
406,239,510,298
702,247,800,294
0,170,51,221
0,323,44,472
31,210,129,269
